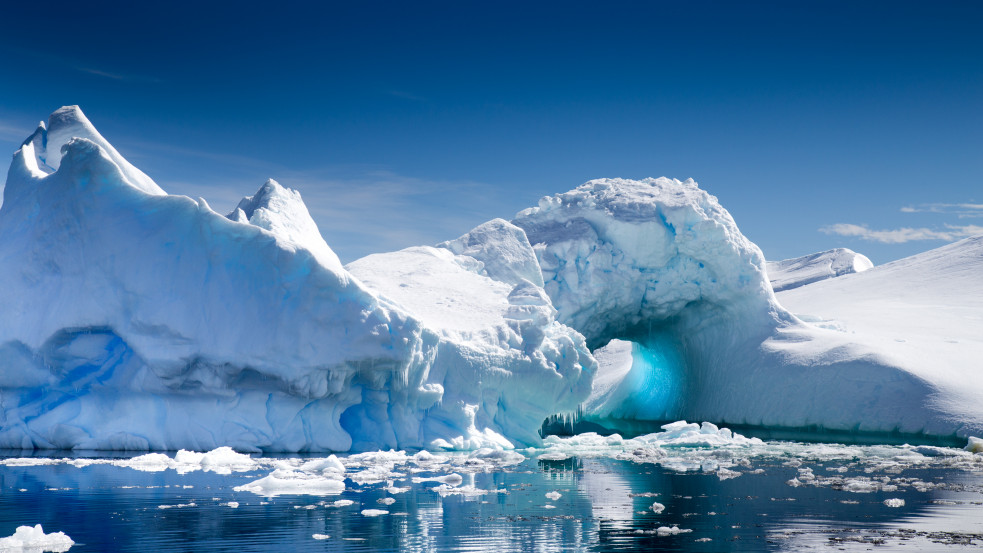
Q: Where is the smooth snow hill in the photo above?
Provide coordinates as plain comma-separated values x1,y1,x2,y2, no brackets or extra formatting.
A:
776,236,983,435
767,248,873,292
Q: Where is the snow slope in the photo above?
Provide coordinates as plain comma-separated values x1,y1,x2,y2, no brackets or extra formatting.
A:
0,107,591,452
776,237,983,434
767,248,873,292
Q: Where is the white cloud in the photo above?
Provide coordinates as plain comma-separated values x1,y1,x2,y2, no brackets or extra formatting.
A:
0,121,29,142
821,223,983,244
899,203,983,217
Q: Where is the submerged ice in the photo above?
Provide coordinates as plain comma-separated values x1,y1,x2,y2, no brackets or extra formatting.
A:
0,105,981,453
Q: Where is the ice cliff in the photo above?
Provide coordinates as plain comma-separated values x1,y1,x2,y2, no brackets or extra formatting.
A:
0,107,592,452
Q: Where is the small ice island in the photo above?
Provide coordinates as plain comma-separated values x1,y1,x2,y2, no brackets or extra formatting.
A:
1,106,981,453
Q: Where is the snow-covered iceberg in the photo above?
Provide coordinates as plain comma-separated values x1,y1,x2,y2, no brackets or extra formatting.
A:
767,248,873,292
513,178,981,439
1,106,980,452
0,106,592,452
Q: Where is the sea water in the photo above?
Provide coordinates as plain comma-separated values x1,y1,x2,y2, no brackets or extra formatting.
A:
1,436,982,552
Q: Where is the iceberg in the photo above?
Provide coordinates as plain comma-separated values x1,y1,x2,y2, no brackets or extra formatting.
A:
767,248,873,292
513,178,982,439
0,106,980,452
0,107,592,452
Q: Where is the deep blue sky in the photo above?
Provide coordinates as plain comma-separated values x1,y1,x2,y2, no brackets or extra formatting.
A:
1,1,980,264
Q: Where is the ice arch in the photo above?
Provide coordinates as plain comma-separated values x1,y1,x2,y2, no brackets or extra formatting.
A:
515,179,956,438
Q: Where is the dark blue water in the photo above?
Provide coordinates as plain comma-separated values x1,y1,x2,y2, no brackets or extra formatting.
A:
1,445,982,552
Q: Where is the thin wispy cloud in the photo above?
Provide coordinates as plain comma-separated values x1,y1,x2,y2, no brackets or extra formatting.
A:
900,203,983,217
74,66,162,83
821,223,983,244
0,119,32,142
160,167,514,262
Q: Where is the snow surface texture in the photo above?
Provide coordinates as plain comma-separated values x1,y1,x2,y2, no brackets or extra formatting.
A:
776,237,983,437
0,107,592,452
515,179,982,438
767,248,873,292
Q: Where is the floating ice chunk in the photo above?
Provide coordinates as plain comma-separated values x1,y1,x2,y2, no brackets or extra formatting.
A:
651,502,665,514
312,534,329,540
361,509,389,517
233,469,345,497
225,502,239,509
197,447,257,474
299,455,346,475
884,498,905,508
966,436,983,453
378,497,396,505
0,524,74,552
119,447,257,475
329,500,354,508
655,526,691,536
117,453,172,472
545,491,561,501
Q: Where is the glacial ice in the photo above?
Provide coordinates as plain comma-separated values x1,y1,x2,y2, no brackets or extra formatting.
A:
0,107,591,453
0,105,981,453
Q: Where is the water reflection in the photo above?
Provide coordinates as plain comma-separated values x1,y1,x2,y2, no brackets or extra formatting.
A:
0,444,981,552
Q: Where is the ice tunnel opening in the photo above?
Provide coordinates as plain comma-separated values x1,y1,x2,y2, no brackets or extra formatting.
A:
542,326,689,438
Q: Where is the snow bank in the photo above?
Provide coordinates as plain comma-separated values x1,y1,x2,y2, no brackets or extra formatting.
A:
767,248,873,292
0,524,73,552
0,107,591,452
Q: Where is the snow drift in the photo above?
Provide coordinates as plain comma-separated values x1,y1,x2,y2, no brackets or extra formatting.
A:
767,248,873,292
0,106,592,452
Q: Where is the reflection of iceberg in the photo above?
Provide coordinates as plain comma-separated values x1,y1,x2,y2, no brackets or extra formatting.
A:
575,458,637,529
